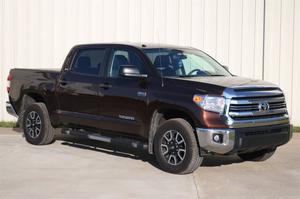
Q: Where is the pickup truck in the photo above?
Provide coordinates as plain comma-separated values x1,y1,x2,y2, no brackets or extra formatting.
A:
6,43,292,174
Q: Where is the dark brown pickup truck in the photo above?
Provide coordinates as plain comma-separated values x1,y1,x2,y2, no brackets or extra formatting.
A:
6,43,292,174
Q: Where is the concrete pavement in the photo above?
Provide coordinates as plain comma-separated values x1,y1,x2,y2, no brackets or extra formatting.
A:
0,128,299,199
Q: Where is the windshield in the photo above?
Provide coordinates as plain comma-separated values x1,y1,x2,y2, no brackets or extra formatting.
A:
143,48,231,77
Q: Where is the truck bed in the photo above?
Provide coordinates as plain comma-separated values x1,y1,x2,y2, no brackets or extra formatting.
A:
8,68,61,115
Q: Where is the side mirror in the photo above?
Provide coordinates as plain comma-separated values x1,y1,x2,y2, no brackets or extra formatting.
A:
119,65,147,78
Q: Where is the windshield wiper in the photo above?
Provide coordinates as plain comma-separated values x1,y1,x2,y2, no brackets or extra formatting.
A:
178,74,226,78
178,75,198,78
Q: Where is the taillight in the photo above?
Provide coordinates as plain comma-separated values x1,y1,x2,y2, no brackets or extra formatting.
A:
7,73,12,93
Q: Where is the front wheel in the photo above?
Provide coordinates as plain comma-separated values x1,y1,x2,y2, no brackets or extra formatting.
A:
154,118,203,174
23,103,55,145
238,148,276,161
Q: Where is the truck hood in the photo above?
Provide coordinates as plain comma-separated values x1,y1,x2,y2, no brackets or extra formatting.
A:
176,76,277,88
166,76,278,95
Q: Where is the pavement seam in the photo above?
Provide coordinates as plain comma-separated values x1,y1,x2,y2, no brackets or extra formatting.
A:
192,173,200,199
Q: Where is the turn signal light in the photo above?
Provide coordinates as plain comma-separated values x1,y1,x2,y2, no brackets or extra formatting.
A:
193,95,203,103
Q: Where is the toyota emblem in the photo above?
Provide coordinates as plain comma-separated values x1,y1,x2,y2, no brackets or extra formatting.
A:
258,101,270,111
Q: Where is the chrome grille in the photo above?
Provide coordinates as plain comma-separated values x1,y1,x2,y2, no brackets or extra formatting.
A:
228,91,287,120
222,87,289,128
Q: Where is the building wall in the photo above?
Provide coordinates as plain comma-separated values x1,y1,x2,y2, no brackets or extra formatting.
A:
0,0,299,125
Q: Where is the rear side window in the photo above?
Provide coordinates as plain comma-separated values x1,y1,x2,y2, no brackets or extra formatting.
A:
71,48,106,75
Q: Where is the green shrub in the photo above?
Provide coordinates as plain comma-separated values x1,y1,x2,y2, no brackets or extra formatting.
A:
0,121,17,128
293,126,300,133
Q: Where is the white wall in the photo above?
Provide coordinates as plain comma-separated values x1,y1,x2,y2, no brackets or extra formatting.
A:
0,0,299,125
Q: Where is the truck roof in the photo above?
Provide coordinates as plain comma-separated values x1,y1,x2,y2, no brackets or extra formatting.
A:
73,43,194,50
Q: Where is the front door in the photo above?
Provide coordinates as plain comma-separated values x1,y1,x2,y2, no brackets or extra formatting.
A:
98,47,149,138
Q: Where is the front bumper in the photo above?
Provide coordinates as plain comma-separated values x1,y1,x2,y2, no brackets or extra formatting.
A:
6,101,18,117
196,124,292,154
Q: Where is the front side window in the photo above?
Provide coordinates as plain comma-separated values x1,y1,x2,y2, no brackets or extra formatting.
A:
143,48,231,77
107,49,145,77
71,48,106,75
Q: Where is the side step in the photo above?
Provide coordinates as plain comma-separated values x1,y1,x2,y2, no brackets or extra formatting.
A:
62,128,148,151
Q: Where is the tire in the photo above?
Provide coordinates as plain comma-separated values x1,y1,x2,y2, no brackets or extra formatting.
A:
17,110,25,128
17,95,35,129
23,103,55,145
153,118,203,174
238,148,276,162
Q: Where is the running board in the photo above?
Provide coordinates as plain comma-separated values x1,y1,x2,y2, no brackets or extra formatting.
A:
62,128,148,151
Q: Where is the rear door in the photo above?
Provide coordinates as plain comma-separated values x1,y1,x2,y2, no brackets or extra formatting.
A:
98,47,149,138
56,47,109,129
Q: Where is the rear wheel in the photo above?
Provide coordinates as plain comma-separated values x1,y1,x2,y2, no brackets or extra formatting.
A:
154,118,203,174
23,103,55,145
238,148,276,161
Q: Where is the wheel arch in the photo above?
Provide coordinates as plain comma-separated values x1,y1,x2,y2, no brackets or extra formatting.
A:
16,91,49,128
19,92,47,112
148,107,199,154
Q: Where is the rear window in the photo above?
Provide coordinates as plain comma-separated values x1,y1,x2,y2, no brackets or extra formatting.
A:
71,48,106,75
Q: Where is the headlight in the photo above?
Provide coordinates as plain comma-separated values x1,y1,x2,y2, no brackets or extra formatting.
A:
193,95,225,113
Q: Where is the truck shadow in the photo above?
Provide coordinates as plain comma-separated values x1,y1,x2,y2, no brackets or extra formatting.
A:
57,135,243,169
58,135,160,168
201,155,243,167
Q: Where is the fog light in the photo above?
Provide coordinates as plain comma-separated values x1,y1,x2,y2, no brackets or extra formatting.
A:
213,134,223,143
213,135,220,142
